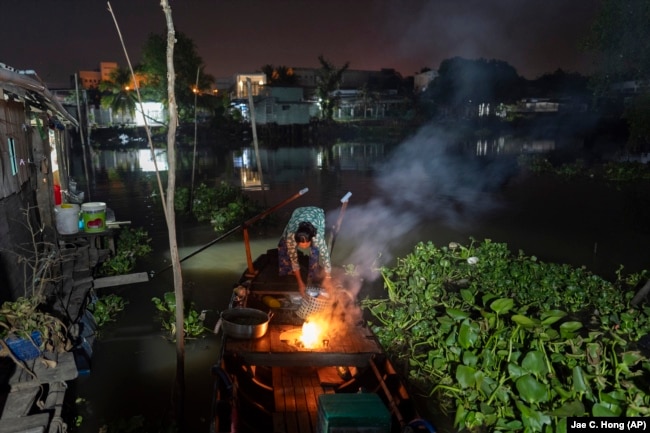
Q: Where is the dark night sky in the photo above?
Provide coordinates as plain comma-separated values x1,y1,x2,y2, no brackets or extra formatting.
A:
1,0,601,87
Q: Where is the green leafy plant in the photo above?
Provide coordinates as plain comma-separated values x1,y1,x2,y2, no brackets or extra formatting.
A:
99,227,152,276
174,186,191,214
517,155,650,183
151,292,208,341
0,297,70,355
342,264,359,276
363,239,650,432
88,294,128,328
191,182,266,233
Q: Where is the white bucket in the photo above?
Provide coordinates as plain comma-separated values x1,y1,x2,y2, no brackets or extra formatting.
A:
54,204,80,235
81,202,107,233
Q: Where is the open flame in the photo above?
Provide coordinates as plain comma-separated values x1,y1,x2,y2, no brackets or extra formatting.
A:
299,320,323,348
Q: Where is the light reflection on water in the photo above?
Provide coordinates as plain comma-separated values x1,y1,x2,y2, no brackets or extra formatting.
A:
474,136,558,156
70,139,650,432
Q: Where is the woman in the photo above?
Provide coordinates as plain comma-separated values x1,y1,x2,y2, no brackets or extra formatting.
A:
278,206,332,296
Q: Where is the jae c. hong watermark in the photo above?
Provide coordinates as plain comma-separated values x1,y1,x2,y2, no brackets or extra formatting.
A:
568,417,647,433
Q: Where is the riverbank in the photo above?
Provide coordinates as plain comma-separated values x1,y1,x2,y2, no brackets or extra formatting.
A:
82,111,628,155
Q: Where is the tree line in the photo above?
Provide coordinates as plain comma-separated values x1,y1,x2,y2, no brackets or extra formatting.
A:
94,0,650,153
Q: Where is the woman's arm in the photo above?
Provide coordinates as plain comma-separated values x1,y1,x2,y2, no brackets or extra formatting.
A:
313,234,331,275
285,231,300,272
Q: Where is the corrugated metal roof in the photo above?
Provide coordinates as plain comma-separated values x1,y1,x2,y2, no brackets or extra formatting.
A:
0,64,78,127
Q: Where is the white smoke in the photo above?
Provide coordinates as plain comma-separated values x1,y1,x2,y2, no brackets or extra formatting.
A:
335,124,514,284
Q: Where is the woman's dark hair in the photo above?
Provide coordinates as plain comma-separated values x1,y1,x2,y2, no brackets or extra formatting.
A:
294,221,317,243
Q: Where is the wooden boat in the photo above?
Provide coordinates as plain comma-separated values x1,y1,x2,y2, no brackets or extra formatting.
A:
210,248,436,433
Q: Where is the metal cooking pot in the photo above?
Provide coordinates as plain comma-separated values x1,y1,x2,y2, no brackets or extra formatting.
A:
220,308,271,339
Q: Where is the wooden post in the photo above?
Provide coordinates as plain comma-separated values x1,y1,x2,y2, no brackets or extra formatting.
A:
246,78,265,196
243,226,255,276
328,192,352,253
74,73,91,201
190,66,199,212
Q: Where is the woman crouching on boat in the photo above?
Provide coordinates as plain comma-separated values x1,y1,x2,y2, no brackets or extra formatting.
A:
278,206,332,297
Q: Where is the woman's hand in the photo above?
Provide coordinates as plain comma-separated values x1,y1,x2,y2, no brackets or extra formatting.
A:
298,281,307,298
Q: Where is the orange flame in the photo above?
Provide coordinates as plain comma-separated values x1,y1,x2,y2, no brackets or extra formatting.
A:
299,320,323,348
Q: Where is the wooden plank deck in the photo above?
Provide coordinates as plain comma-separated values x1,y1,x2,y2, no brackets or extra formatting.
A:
271,366,324,433
0,388,39,418
8,352,77,391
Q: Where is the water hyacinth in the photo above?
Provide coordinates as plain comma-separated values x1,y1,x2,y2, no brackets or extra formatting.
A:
363,239,650,433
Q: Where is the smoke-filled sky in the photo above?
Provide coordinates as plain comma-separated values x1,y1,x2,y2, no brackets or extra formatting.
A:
2,0,600,87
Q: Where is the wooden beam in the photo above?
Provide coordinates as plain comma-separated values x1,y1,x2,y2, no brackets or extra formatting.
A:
0,388,39,418
93,272,149,289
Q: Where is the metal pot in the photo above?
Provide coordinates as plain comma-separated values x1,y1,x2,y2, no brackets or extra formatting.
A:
220,308,271,339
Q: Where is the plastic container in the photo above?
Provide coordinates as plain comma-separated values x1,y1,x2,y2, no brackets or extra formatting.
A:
81,202,107,233
54,203,80,234
5,331,42,361
317,393,391,433
53,184,62,205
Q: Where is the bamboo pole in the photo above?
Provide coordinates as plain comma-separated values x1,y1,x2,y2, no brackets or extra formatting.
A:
74,73,91,201
153,187,309,277
106,1,168,222
190,66,199,212
246,78,265,198
328,191,352,253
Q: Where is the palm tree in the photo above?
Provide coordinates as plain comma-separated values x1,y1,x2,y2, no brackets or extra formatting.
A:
260,64,298,86
98,67,137,123
260,64,275,83
315,56,349,121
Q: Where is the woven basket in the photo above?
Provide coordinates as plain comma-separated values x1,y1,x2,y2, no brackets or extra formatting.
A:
296,295,331,319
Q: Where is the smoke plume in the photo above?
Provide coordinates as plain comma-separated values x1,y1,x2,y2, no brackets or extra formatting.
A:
335,123,515,287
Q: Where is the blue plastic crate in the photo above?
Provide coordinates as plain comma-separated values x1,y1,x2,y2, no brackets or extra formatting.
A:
5,331,42,361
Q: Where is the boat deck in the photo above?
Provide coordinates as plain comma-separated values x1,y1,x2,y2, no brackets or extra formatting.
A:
217,249,415,433
271,366,325,433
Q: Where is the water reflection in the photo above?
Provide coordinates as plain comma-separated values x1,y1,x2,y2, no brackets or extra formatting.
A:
231,142,386,190
474,136,557,156
233,148,263,190
92,148,169,172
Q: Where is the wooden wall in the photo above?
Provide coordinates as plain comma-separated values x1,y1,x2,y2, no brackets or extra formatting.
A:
0,185,40,302
0,100,32,198
0,96,58,301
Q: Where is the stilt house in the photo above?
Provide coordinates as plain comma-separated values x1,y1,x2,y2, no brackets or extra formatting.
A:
0,63,77,301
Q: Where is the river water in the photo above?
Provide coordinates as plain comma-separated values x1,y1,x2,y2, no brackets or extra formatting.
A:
68,126,650,432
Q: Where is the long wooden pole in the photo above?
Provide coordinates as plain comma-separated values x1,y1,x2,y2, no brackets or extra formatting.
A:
190,66,199,212
328,191,352,253
153,187,309,277
246,78,265,197
74,73,91,201
106,1,167,222
369,358,405,427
